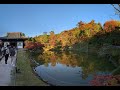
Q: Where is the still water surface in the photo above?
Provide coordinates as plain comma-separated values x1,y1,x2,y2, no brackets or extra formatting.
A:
31,51,115,86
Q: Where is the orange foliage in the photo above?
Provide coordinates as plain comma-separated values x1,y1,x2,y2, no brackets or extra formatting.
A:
49,31,57,47
78,20,102,37
104,20,120,32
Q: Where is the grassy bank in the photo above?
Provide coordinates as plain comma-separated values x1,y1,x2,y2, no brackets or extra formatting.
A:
15,49,48,86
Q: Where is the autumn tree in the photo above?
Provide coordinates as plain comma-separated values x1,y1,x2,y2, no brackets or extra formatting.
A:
49,31,57,47
34,34,49,44
24,40,44,50
42,34,49,43
103,20,120,32
77,21,85,28
78,20,102,38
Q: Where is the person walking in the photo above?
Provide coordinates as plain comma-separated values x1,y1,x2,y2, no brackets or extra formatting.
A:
0,45,2,56
4,45,10,64
0,45,5,61
9,45,16,66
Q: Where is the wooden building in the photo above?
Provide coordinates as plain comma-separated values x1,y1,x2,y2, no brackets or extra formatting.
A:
0,32,28,48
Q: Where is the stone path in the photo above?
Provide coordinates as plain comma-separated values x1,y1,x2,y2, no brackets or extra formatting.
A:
0,54,16,86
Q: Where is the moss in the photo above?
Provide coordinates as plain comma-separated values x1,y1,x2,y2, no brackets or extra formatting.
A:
15,49,48,86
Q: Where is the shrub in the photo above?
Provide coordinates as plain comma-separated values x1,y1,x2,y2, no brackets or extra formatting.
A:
24,40,44,50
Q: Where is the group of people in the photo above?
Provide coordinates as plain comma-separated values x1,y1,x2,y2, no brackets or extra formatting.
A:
0,45,16,66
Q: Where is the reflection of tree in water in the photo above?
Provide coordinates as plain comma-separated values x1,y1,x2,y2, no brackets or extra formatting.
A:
37,51,79,67
50,55,57,67
59,53,78,67
33,51,116,79
79,53,116,79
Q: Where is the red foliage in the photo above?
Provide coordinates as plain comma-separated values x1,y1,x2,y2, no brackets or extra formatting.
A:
24,41,44,50
89,75,120,86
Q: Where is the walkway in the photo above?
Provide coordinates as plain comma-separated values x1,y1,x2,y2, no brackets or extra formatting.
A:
0,54,16,86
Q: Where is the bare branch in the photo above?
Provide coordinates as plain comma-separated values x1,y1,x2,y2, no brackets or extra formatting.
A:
111,4,120,12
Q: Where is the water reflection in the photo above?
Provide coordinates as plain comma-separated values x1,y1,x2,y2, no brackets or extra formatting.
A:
31,51,116,86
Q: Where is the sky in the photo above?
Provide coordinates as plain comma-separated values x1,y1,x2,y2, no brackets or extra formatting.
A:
0,4,119,37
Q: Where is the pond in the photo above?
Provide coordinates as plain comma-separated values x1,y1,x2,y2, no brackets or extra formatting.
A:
30,51,116,86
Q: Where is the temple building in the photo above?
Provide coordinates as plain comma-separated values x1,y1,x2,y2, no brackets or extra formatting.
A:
0,32,28,48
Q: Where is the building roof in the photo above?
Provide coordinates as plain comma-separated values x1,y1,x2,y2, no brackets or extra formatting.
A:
7,32,26,39
0,32,28,40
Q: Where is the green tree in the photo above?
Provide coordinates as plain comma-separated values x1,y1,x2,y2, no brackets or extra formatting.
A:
42,34,49,43
28,37,36,42
32,38,36,42
21,33,25,36
28,37,32,41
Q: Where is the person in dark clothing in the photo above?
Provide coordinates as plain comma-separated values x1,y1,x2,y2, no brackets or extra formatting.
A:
0,45,2,56
4,45,10,64
9,45,16,66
